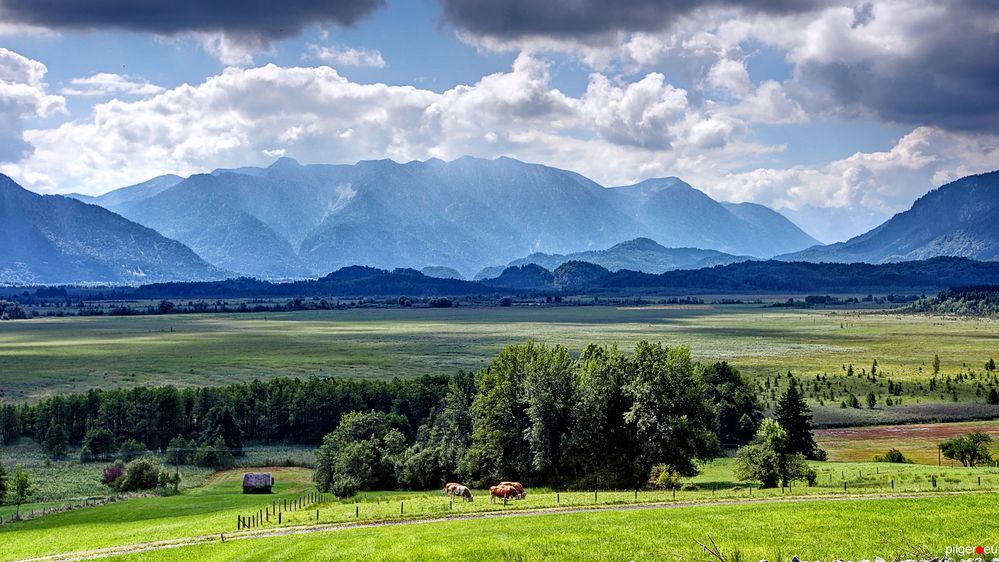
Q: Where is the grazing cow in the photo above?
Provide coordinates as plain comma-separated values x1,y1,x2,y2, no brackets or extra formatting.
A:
489,484,518,503
498,481,526,499
454,485,474,502
444,482,473,502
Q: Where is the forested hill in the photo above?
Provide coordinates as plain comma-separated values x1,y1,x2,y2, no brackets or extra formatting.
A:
904,286,999,315
598,257,999,294
117,256,999,298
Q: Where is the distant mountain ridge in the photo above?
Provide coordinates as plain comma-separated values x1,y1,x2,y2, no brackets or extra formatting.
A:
80,157,819,279
779,171,999,263
495,237,753,276
0,174,221,284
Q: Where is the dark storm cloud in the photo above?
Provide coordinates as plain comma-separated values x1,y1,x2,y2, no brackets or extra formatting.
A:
0,0,385,40
793,0,999,132
438,0,825,39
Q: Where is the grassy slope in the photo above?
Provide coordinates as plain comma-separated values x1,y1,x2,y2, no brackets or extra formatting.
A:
5,459,999,561
2,307,998,423
115,493,999,561
0,467,317,560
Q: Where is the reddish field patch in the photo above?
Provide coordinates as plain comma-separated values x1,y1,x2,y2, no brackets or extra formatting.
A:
816,419,999,464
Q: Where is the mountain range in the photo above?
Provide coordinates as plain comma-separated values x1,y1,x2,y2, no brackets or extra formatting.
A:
0,175,220,284
779,171,999,263
75,157,818,279
2,157,995,285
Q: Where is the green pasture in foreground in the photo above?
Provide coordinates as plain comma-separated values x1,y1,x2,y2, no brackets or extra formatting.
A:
4,459,999,561
2,306,998,423
111,493,999,562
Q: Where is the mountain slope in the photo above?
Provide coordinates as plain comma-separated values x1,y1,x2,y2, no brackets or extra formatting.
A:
69,174,184,211
0,174,220,284
502,237,753,274
87,157,822,278
779,171,999,263
610,178,819,256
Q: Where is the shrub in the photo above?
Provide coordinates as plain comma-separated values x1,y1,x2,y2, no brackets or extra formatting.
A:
874,448,911,463
101,462,125,489
647,464,683,490
329,475,362,498
118,457,163,492
83,428,116,461
192,437,235,469
117,439,146,463
44,424,69,458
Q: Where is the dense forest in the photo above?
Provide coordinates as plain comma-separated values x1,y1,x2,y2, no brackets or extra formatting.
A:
905,286,999,315
0,342,775,491
4,257,997,305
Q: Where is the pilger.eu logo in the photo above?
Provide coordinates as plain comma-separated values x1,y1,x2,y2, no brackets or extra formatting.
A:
946,544,995,557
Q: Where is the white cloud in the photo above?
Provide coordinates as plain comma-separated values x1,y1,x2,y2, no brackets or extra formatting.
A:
713,127,999,241
0,48,65,163
195,32,267,66
306,44,386,68
2,54,763,194
61,73,165,97
3,50,995,247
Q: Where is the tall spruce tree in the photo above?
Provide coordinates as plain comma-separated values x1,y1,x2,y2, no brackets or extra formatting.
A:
774,377,820,459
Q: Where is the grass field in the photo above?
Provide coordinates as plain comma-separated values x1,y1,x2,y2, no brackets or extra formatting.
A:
0,441,316,520
2,306,998,424
109,493,999,561
817,419,999,463
4,457,999,561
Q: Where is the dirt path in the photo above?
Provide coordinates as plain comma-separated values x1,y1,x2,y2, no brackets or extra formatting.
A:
20,490,994,562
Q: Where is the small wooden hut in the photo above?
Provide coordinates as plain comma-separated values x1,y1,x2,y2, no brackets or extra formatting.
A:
242,472,274,494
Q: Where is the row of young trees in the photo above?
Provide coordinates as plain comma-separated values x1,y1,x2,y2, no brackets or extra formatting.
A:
0,375,456,455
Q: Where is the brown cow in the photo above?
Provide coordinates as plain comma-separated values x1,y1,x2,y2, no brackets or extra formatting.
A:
499,481,526,499
444,482,474,502
489,484,518,503
454,485,474,502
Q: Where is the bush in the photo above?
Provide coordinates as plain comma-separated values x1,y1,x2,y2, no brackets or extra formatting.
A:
117,439,146,463
82,428,116,461
329,475,362,498
874,448,911,463
101,462,125,489
192,437,235,469
647,464,683,490
118,457,163,492
44,424,69,458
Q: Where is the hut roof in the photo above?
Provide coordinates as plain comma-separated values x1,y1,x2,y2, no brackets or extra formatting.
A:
243,473,273,487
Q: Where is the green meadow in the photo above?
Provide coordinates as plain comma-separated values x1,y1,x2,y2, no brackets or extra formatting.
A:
3,458,999,561
2,306,998,424
112,493,999,562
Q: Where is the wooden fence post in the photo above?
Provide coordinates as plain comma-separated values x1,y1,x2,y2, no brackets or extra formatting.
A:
401,501,404,515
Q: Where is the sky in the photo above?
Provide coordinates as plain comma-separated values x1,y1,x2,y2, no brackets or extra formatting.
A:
0,0,997,243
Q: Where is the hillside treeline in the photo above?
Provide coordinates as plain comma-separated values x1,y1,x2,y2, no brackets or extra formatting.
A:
0,342,762,489
906,286,999,315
